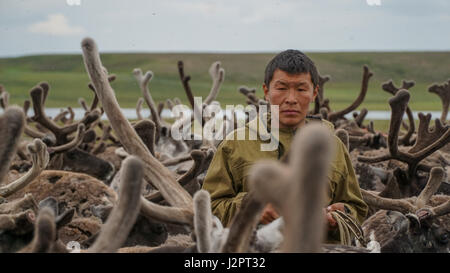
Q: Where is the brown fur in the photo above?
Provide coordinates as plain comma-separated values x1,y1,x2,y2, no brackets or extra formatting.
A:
58,217,102,244
362,194,450,246
6,170,117,219
96,146,124,173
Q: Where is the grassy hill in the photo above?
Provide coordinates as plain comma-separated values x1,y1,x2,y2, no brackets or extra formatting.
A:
1,52,449,114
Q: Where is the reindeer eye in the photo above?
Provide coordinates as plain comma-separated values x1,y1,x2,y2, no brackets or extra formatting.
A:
439,233,449,244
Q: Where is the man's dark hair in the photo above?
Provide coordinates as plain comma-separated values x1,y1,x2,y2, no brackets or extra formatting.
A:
264,49,319,88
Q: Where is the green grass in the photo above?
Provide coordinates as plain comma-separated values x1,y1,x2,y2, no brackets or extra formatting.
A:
1,52,448,113
368,118,431,136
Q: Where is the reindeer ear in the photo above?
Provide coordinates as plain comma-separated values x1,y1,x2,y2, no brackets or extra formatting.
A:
39,197,58,216
56,208,75,229
386,210,409,234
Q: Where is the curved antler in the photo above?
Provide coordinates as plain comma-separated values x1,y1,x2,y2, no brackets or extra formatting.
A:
313,74,331,114
221,191,265,253
0,139,49,197
250,123,335,252
0,106,25,184
88,156,144,253
133,68,162,131
328,66,372,122
81,38,194,224
428,79,450,124
193,190,213,253
204,61,225,105
382,79,416,145
361,167,446,217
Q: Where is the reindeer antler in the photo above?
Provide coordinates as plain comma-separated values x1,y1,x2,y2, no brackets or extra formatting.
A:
0,139,49,197
88,73,116,111
178,61,195,110
328,66,373,122
428,79,450,124
250,123,335,252
353,108,368,128
82,38,194,226
135,97,144,120
29,84,100,144
177,150,206,187
133,68,162,132
221,191,265,253
193,190,213,253
204,61,225,105
361,167,448,219
0,193,38,214
313,74,331,114
146,148,214,204
239,86,266,111
358,90,450,181
382,80,416,145
46,123,86,155
335,129,350,150
0,106,25,184
88,156,144,253
0,89,9,109
133,119,156,156
177,61,204,126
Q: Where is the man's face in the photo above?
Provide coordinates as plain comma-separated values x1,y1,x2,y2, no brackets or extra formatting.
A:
263,69,318,129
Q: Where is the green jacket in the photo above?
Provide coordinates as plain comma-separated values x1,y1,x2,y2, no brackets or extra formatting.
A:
201,114,368,242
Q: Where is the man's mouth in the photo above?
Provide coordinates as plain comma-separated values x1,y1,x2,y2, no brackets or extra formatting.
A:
281,110,300,115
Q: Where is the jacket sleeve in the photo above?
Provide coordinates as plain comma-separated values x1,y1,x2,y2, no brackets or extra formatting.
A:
201,140,246,227
331,138,368,225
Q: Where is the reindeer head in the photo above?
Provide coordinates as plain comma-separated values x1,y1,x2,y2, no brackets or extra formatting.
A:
362,167,450,252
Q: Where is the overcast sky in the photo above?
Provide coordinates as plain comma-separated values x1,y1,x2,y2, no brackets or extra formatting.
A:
1,0,450,57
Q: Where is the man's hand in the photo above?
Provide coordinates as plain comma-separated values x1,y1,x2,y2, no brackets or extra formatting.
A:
259,203,279,225
324,203,346,230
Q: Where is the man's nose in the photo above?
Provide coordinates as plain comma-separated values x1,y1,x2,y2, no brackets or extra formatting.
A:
284,88,297,104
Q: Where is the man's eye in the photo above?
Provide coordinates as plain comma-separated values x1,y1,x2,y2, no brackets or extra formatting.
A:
277,87,287,91
297,89,305,92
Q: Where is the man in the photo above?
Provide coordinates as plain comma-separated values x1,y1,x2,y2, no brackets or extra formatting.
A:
201,49,368,243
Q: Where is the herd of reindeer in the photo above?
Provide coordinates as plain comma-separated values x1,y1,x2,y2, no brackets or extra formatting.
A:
0,37,449,253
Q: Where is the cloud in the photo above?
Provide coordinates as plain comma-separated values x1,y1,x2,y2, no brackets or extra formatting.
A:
28,13,85,36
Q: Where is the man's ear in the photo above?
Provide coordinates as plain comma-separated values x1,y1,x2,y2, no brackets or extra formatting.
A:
263,83,269,101
311,85,319,102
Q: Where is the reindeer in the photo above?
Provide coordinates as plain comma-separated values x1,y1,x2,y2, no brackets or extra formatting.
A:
357,90,450,199
23,82,115,182
308,66,386,152
81,37,201,249
0,107,55,252
360,167,450,252
18,156,144,253
2,36,448,254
